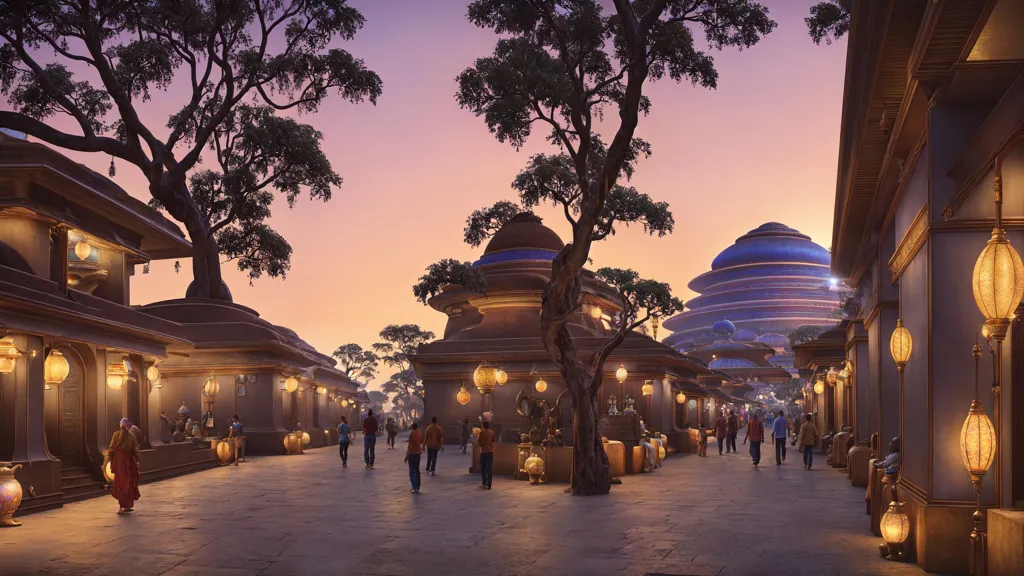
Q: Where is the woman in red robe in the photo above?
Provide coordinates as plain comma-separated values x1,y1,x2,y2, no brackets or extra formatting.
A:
106,418,141,514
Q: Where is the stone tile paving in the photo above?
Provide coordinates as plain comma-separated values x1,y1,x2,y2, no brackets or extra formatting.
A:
0,438,939,576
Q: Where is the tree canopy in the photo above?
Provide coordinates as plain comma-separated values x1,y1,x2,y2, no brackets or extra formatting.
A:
373,324,434,408
331,343,379,385
805,0,851,45
0,0,381,298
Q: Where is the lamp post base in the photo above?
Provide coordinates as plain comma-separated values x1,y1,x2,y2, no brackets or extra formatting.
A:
969,513,987,576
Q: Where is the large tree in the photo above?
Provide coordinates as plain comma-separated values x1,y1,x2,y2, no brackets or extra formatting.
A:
332,343,379,385
805,0,850,45
0,1,381,298
414,0,773,499
373,324,434,412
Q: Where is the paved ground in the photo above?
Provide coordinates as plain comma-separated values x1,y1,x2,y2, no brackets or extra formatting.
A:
2,437,934,576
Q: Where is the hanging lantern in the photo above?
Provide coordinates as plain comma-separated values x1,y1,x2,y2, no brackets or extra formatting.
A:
43,349,70,385
535,378,547,393
146,365,160,384
826,366,838,386
589,305,603,320
106,362,127,390
0,462,24,527
473,361,498,394
642,380,654,396
972,228,1024,336
457,385,471,405
615,364,628,383
959,400,996,482
284,376,298,393
675,392,686,405
0,337,21,375
813,379,825,395
495,368,508,386
341,398,349,408
204,376,220,396
889,319,912,369
316,385,327,395
73,239,92,260
687,399,697,409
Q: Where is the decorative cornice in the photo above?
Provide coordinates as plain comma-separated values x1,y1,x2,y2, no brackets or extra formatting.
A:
888,203,929,280
467,293,542,313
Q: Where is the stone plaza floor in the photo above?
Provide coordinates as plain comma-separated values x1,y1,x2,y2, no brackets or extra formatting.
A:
2,438,936,576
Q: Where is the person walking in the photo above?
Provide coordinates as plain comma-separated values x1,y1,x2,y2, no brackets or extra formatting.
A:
478,420,495,489
798,414,820,470
726,410,739,454
106,418,141,515
363,409,379,469
744,412,764,467
459,417,471,454
713,411,728,456
772,410,788,466
404,422,423,493
386,417,397,450
337,416,353,467
424,417,444,475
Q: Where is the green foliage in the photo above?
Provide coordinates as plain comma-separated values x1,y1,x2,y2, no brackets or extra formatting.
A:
596,267,684,329
373,324,434,404
0,1,381,297
789,325,825,349
413,259,486,304
806,0,851,45
464,200,525,247
331,343,379,384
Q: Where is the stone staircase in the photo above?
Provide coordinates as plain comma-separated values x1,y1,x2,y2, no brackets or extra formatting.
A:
60,461,106,504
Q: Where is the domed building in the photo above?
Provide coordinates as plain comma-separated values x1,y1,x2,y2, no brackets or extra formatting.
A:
412,213,721,477
662,222,839,376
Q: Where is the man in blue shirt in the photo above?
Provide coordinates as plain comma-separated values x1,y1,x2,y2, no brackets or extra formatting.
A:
772,410,788,466
338,416,353,468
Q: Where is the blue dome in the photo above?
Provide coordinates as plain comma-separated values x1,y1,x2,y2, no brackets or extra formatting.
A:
733,328,758,342
710,223,830,271
712,319,736,336
709,357,758,369
755,333,789,350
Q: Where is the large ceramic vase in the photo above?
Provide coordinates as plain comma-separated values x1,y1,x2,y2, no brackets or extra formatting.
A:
0,463,24,527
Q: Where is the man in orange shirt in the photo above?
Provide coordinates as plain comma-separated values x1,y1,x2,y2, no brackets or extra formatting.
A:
424,416,444,476
404,422,423,493
743,412,765,467
478,420,495,489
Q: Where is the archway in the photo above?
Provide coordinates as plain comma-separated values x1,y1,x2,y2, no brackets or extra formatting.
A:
55,345,86,463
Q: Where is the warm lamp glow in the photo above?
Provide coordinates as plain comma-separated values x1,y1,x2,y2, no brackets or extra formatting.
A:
301,432,311,446
495,368,508,385
642,380,654,396
889,319,913,368
535,378,547,393
316,385,327,395
341,398,349,408
204,376,220,396
615,364,628,383
0,337,21,374
959,400,996,481
106,362,127,390
473,362,498,394
43,349,70,385
73,239,92,260
589,305,603,319
880,501,910,545
826,366,837,386
284,376,298,393
146,365,160,383
457,385,471,405
675,392,686,405
813,379,825,395
972,228,1024,329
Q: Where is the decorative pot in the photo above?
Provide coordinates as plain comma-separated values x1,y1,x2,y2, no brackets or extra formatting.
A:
215,440,234,464
524,454,546,485
0,463,23,527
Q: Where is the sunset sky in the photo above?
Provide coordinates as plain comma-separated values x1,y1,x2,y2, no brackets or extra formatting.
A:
16,1,848,386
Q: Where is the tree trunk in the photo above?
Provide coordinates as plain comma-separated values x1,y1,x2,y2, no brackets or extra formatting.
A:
180,191,229,301
569,381,611,495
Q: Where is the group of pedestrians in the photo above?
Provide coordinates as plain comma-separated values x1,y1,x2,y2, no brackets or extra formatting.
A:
735,410,819,469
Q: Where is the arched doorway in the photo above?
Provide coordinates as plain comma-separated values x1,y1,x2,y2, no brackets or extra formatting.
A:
56,345,86,463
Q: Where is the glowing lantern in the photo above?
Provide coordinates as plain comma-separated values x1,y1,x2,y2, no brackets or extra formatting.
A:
106,362,127,390
203,376,220,397
301,431,311,446
687,399,697,409
341,398,349,408
457,385,471,405
642,380,654,396
0,462,24,527
102,461,115,483
889,319,912,369
0,337,21,374
589,305,603,319
473,362,498,394
215,440,234,464
283,433,301,454
880,500,910,552
826,366,838,386
73,239,92,260
146,365,160,384
972,228,1024,336
471,427,481,438
813,379,825,395
284,376,298,393
959,400,996,482
615,364,628,383
659,446,666,460
316,386,327,395
43,349,70,385
495,368,508,386
534,378,547,393
675,392,686,405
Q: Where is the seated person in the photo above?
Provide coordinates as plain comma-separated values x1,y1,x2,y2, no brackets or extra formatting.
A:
874,436,901,476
